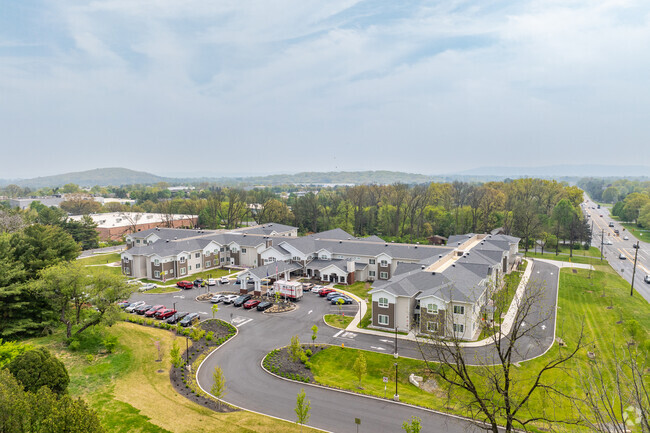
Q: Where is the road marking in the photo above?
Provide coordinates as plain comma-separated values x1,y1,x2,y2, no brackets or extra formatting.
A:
333,329,344,338
234,318,253,327
370,346,386,351
198,312,208,315
379,339,392,343
341,332,357,339
173,295,185,299
308,310,313,315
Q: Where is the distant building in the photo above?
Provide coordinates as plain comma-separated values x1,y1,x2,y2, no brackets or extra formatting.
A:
93,197,136,205
9,195,66,209
68,212,198,241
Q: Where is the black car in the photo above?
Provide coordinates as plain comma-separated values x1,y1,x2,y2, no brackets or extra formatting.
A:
134,304,153,315
180,313,200,327
256,301,273,311
193,278,205,287
233,294,252,307
166,311,189,324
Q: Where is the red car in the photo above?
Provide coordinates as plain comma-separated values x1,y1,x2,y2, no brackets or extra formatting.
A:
177,281,193,289
144,305,165,317
243,299,261,309
319,288,335,297
155,308,176,319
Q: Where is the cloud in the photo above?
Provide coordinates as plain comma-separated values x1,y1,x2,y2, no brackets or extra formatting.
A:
0,0,649,177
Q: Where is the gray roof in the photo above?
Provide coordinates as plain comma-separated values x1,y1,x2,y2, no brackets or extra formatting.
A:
309,228,354,240
238,223,297,236
130,227,208,241
306,259,347,271
125,237,214,257
359,235,385,243
242,261,301,280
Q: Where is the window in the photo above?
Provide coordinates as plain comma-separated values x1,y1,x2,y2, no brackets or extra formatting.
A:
369,271,376,277
427,304,438,314
195,253,201,258
369,259,376,265
196,263,201,269
378,297,389,308
169,269,174,275
427,322,438,332
154,271,160,278
180,268,186,275
136,239,141,244
379,272,388,279
241,248,247,253
205,261,211,267
380,260,388,267
154,259,160,266
220,247,225,252
189,265,192,271
339,276,346,283
453,305,465,315
180,256,186,263
123,257,129,263
292,256,301,261
323,275,329,281
124,267,130,274
378,314,389,325
453,323,464,333
320,256,328,260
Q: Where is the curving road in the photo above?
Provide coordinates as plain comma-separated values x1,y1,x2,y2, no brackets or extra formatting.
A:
128,260,559,432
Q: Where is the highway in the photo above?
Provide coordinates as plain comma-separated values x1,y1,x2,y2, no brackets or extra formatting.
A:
581,197,650,301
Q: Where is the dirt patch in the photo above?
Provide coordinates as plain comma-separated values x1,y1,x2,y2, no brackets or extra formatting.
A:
263,345,325,382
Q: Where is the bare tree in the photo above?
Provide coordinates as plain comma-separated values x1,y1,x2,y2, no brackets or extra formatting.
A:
575,346,649,433
417,280,584,433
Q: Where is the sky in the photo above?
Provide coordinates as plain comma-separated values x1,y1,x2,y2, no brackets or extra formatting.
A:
1,0,650,179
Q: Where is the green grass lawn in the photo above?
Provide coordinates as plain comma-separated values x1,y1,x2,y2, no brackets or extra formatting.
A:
78,252,122,265
333,281,372,300
619,222,650,242
324,314,353,329
309,263,650,432
29,323,320,433
523,251,602,265
139,267,237,285
146,286,181,294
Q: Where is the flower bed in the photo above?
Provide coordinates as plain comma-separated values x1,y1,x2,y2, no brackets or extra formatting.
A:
262,344,325,383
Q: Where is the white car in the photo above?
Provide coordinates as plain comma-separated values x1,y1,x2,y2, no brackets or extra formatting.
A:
311,285,324,293
220,276,230,284
623,235,629,240
125,301,145,312
222,294,239,304
139,283,156,292
604,239,613,245
619,253,627,260
210,294,225,303
207,278,217,286
644,275,650,284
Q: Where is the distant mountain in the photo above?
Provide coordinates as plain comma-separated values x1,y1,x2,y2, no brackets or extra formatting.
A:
455,164,650,178
2,168,168,188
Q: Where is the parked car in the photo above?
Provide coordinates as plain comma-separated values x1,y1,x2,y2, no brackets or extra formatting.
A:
302,282,314,291
644,275,650,284
155,308,176,319
619,253,627,260
256,301,273,311
331,296,353,305
210,294,226,303
193,278,205,287
126,301,145,312
177,281,193,289
134,304,153,314
233,294,252,307
222,294,239,304
326,291,343,301
166,311,189,324
139,283,156,292
144,305,165,317
319,288,336,297
220,276,230,284
243,299,261,309
180,313,200,327
118,301,131,308
207,278,217,286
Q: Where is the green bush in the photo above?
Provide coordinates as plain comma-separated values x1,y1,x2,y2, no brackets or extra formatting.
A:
305,349,312,357
205,331,214,341
103,335,119,353
68,341,80,351
299,353,308,364
85,354,94,363
305,361,313,370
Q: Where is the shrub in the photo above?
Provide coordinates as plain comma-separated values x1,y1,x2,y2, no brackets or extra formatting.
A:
205,331,214,341
68,341,80,351
305,362,313,370
103,335,119,354
299,353,308,364
305,349,312,357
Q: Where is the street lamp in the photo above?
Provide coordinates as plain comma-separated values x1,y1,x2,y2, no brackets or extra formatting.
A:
394,326,398,359
393,362,399,402
631,241,640,297
186,337,189,367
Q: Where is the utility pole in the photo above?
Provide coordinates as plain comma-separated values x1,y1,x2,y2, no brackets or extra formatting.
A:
394,326,398,359
600,229,604,261
631,241,640,296
393,362,399,401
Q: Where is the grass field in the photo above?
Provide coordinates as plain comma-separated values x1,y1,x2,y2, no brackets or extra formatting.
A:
523,251,603,265
146,286,182,294
309,262,650,431
333,281,372,300
323,314,353,329
619,222,650,242
30,323,319,433
78,252,122,265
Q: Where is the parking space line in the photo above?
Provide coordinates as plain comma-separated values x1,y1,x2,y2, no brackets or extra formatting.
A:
333,329,344,338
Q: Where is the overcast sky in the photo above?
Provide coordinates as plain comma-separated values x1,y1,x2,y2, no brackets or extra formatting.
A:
1,0,649,179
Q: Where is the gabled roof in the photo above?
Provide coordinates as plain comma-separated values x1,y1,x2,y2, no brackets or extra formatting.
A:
238,223,297,236
241,261,301,280
124,238,216,257
129,227,206,241
309,228,354,240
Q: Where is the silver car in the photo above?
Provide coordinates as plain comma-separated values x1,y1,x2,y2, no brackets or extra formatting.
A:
125,301,145,312
210,294,225,303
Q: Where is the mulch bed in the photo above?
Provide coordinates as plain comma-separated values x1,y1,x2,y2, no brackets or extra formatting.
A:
263,345,325,382
168,319,238,413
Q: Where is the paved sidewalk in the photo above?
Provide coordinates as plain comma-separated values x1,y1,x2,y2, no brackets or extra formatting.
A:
532,258,594,270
